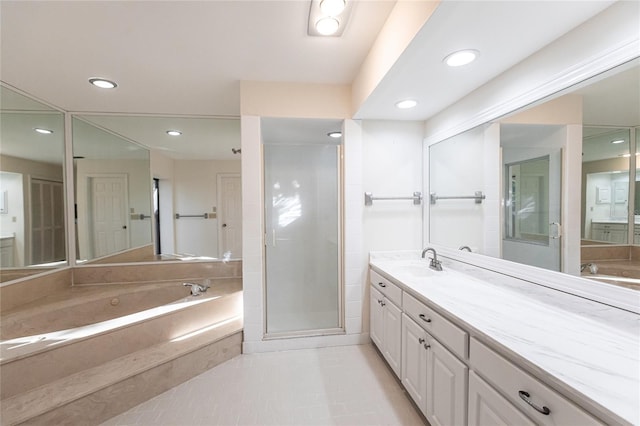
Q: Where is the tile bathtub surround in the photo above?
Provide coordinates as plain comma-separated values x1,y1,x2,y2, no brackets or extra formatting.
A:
87,244,156,264
101,344,425,426
73,260,242,285
0,268,72,312
581,244,631,262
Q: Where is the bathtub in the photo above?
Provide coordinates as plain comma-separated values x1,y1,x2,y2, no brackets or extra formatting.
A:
0,278,243,400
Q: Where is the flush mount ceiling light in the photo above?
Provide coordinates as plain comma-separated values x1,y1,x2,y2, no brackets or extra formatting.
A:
328,131,342,138
89,77,118,89
320,0,345,15
166,130,182,136
34,128,53,134
395,99,418,109
444,49,479,67
316,17,340,35
308,0,352,37
611,139,625,144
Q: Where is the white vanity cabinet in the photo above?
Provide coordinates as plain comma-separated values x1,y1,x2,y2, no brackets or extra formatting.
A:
470,338,604,426
401,295,468,425
469,370,535,426
370,270,402,377
591,222,627,243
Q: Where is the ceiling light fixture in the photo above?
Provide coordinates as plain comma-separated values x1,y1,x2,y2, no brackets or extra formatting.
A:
444,49,479,67
34,128,53,134
308,0,352,37
395,99,418,109
320,0,345,16
89,78,118,89
316,17,340,35
611,139,625,144
328,131,342,138
166,130,182,136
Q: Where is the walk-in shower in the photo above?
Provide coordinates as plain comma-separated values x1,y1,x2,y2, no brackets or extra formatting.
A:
261,118,343,337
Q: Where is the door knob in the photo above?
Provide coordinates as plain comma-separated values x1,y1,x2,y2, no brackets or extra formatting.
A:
122,225,127,229
222,223,227,227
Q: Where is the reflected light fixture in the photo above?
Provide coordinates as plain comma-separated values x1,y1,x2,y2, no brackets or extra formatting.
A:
395,99,418,109
89,77,118,89
166,130,182,136
316,17,340,35
328,131,342,138
444,49,479,67
611,139,625,144
34,128,53,134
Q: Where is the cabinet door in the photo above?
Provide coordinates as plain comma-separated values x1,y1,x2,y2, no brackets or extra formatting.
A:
426,337,468,426
370,286,384,349
468,371,535,426
401,314,428,416
383,299,402,378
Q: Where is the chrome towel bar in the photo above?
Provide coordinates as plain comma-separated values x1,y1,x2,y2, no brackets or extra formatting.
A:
364,192,422,206
430,191,485,204
175,213,210,219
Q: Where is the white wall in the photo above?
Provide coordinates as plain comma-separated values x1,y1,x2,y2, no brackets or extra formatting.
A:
0,171,24,266
363,120,424,252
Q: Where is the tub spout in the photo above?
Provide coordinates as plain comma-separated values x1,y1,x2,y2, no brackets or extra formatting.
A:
580,263,598,274
183,282,209,296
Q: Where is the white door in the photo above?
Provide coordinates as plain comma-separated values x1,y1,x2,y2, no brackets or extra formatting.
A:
468,371,535,426
217,174,242,258
503,151,562,271
30,178,65,264
401,314,428,416
426,338,468,426
382,299,402,378
90,176,129,258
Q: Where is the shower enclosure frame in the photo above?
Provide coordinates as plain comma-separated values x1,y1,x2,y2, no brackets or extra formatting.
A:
260,143,345,340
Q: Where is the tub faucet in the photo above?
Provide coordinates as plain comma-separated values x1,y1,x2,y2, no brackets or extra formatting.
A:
459,246,472,252
580,263,598,274
421,248,443,271
183,282,210,296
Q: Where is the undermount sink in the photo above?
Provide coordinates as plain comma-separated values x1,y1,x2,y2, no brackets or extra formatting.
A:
402,265,437,277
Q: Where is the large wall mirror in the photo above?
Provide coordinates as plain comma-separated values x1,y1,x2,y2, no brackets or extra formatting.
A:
74,115,242,264
429,59,639,290
0,86,67,282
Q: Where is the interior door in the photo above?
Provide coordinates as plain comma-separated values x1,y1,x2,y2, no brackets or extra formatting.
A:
90,175,129,258
217,173,242,258
503,151,562,271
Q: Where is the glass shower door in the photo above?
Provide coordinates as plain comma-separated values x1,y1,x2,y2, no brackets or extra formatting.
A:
264,143,341,335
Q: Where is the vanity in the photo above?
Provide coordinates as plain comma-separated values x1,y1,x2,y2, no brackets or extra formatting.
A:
369,250,639,426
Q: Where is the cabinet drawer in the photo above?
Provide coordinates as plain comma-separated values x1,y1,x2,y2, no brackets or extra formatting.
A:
370,269,402,306
403,292,468,360
470,338,603,426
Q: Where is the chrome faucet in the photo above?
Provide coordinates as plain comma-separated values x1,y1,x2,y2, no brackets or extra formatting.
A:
183,281,210,296
580,263,598,274
421,247,443,271
459,246,472,252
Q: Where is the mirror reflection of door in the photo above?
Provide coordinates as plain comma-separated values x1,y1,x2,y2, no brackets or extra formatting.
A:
217,173,242,258
501,124,563,271
30,178,65,264
88,175,129,258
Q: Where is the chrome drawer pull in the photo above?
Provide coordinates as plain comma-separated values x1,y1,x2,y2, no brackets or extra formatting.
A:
419,314,432,323
418,338,425,344
423,343,430,350
518,391,551,415
378,282,386,287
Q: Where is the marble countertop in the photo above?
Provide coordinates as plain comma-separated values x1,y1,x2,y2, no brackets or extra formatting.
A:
369,251,640,426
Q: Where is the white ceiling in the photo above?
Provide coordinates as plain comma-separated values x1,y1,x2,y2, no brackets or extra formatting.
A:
0,1,633,161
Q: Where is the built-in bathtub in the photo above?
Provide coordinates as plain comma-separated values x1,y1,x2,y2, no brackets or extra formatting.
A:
0,277,242,402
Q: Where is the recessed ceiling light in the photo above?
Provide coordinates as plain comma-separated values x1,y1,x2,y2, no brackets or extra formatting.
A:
89,78,118,89
328,131,342,138
166,130,182,136
444,49,479,67
316,17,340,35
395,99,418,109
34,128,53,134
320,0,345,16
611,139,625,144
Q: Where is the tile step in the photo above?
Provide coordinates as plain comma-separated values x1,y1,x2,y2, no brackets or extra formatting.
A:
1,316,243,425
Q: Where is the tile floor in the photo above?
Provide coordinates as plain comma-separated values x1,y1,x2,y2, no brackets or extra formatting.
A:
101,344,426,426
